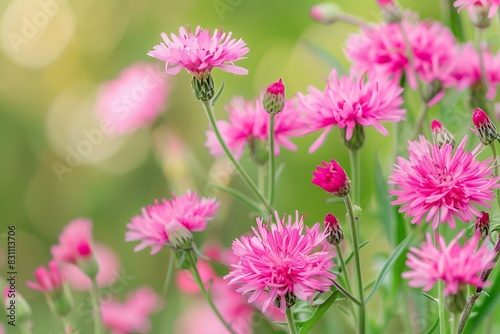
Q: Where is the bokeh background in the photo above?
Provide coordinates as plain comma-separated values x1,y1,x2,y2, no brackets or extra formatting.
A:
1,0,493,333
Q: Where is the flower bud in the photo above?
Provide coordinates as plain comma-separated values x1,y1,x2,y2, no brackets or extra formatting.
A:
191,72,215,101
472,107,499,145
444,284,467,314
340,124,365,151
312,159,351,197
263,79,285,115
475,211,490,239
377,0,403,23
248,136,269,165
310,3,343,24
468,5,491,29
431,120,455,148
324,213,344,245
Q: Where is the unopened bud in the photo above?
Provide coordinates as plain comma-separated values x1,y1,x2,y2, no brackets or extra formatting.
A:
444,284,467,314
263,79,285,115
472,107,499,145
324,213,344,245
248,136,269,165
377,0,403,23
310,3,343,24
475,211,490,239
312,159,351,197
431,120,455,148
468,5,491,29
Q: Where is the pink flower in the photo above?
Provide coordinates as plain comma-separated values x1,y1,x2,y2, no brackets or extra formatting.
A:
345,20,458,91
389,135,499,229
26,260,63,292
96,62,171,134
402,232,494,295
377,0,395,7
454,0,500,18
225,211,335,314
125,190,219,254
101,287,162,334
61,244,120,291
148,25,249,78
205,96,307,158
51,218,94,264
297,69,404,152
312,159,351,197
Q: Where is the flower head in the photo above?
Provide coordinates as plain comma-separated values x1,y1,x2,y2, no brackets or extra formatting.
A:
312,159,351,197
147,25,249,78
96,62,171,134
125,190,219,254
205,96,307,159
297,69,404,152
454,0,500,19
389,135,499,229
225,211,335,314
51,218,94,264
26,260,64,293
402,231,494,295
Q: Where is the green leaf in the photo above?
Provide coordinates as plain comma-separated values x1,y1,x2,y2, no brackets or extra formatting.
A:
301,41,346,76
444,0,465,42
423,316,439,334
211,81,225,107
298,290,340,334
365,233,415,304
421,292,438,304
345,240,371,265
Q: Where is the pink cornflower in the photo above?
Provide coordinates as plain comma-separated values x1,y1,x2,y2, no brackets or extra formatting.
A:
96,62,171,134
51,218,94,264
125,190,219,254
345,19,459,91
297,69,404,151
402,231,494,295
26,260,63,292
454,0,500,18
101,287,162,334
225,211,335,313
205,96,307,158
389,135,499,229
147,25,249,78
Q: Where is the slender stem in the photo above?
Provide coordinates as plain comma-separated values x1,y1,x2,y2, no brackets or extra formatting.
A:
489,143,500,210
411,104,429,140
285,307,298,334
210,183,263,214
90,279,103,334
201,100,273,215
331,280,362,306
348,149,361,206
458,294,479,334
187,250,237,334
343,195,365,334
335,244,352,294
450,313,457,334
336,14,367,27
258,165,266,194
163,252,175,294
434,230,446,334
476,29,488,88
268,114,276,206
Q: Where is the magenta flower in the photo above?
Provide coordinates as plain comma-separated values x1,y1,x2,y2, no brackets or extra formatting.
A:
148,25,249,78
205,96,307,158
125,190,219,254
51,218,94,264
297,69,405,152
389,135,499,229
402,232,494,295
225,211,335,313
101,287,162,334
454,0,500,18
312,159,351,197
26,260,64,292
96,62,171,134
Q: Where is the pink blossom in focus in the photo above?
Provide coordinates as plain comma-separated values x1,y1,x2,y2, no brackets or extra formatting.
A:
297,69,405,151
225,211,335,314
402,232,494,295
51,218,94,264
389,135,499,229
312,159,351,197
454,0,500,18
96,62,170,134
125,190,219,254
101,287,162,334
205,96,307,158
26,260,63,292
148,25,249,77
61,244,120,291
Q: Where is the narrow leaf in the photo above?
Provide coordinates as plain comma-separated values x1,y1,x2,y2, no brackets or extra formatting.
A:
298,290,340,334
345,240,371,265
211,81,225,107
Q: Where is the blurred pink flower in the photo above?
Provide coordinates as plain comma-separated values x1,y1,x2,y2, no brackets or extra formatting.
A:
51,218,94,264
26,260,63,292
454,0,500,18
205,96,307,158
61,244,120,291
125,190,219,254
389,135,499,229
225,211,335,314
148,25,249,78
96,62,170,134
177,260,218,294
297,69,405,151
402,232,494,295
101,287,162,334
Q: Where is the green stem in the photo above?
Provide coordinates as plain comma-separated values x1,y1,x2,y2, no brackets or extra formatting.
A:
343,195,365,334
331,280,362,306
476,29,488,88
411,103,429,140
90,278,103,334
201,100,273,215
450,313,457,334
434,230,446,334
348,149,361,206
335,244,352,294
163,251,175,294
489,143,500,210
285,307,298,334
268,114,276,207
187,250,237,334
